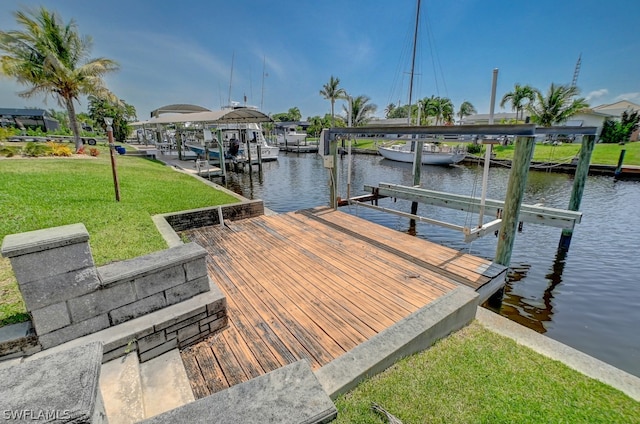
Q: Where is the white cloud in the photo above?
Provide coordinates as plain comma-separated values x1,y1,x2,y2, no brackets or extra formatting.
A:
586,89,608,101
614,92,640,102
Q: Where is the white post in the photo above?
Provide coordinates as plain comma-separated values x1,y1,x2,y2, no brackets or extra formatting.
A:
347,137,352,201
478,68,499,228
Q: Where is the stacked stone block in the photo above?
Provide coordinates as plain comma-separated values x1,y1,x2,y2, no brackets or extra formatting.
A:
1,223,227,363
163,200,264,231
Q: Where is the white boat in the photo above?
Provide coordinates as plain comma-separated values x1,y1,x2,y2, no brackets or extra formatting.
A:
378,140,466,165
276,127,307,147
186,122,278,162
219,123,279,161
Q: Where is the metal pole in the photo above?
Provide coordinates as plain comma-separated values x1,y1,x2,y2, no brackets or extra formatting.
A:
494,135,536,267
559,134,596,249
217,129,227,182
410,140,424,220
330,138,338,209
407,0,421,124
107,126,121,202
347,137,352,201
243,130,251,170
479,69,499,227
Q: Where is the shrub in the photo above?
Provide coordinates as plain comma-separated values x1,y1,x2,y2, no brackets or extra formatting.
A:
0,146,18,157
46,142,73,157
77,146,86,155
22,142,51,157
89,147,100,157
0,127,18,141
467,143,484,155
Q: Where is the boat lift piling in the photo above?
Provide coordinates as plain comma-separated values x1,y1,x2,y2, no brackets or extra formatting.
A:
494,135,536,268
614,148,626,180
409,140,424,232
558,134,596,250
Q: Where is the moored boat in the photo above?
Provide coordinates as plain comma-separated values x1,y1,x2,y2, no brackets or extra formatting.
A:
378,140,466,165
276,126,307,147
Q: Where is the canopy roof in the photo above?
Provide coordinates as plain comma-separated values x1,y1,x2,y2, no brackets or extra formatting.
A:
133,108,272,126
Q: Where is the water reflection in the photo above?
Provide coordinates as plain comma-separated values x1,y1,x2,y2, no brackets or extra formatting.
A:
491,247,568,333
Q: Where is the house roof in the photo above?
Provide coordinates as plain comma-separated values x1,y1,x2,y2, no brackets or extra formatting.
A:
593,100,640,112
0,108,52,118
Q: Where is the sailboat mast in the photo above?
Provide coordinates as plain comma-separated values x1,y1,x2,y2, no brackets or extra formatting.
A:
407,0,421,124
228,52,235,106
260,56,266,111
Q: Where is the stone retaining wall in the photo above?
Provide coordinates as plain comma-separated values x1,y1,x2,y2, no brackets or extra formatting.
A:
162,200,264,232
1,223,227,362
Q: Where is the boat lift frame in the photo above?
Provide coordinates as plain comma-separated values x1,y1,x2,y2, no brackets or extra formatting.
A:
322,124,598,242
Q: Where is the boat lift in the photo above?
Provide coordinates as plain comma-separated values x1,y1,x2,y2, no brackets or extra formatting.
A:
322,123,598,243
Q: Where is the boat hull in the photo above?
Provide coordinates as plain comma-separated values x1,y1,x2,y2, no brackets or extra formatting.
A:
378,145,466,165
276,133,307,146
187,143,279,161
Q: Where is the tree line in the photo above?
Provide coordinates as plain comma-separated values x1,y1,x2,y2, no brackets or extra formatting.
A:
0,7,134,149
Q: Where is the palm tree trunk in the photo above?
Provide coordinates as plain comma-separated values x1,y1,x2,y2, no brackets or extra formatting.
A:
64,97,82,152
330,99,335,127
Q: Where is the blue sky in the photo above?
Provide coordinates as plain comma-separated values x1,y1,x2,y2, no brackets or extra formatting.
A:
1,0,639,120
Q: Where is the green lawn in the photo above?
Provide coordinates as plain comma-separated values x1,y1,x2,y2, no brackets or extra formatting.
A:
349,138,640,166
335,321,640,423
0,150,238,325
492,141,639,166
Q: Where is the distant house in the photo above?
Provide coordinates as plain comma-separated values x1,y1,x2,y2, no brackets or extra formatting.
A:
368,118,412,126
461,108,619,140
274,121,310,132
460,112,520,125
592,100,640,116
593,100,640,140
0,108,60,132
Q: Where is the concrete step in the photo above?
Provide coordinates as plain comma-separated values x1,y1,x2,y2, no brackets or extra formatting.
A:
100,352,145,424
140,348,195,419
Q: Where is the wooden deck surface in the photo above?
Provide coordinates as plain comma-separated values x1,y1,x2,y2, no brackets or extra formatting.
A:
180,207,496,398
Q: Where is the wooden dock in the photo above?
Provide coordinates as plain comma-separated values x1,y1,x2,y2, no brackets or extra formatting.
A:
180,207,505,399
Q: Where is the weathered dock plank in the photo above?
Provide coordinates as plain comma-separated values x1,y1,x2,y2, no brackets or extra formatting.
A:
180,208,499,398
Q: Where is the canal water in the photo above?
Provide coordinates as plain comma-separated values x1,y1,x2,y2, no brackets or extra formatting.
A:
224,151,640,378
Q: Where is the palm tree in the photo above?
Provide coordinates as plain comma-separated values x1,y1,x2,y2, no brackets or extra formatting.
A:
319,75,346,127
457,101,477,125
287,106,301,122
500,84,538,122
0,7,119,151
384,103,396,118
342,95,377,127
527,83,589,127
433,97,454,125
419,96,439,125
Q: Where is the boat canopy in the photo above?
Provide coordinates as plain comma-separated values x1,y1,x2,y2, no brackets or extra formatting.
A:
134,108,272,126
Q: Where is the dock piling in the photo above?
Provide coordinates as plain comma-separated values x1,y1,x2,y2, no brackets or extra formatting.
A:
614,148,626,180
494,135,536,267
558,134,596,250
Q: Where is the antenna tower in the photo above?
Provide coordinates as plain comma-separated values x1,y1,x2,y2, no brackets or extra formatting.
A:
571,54,581,87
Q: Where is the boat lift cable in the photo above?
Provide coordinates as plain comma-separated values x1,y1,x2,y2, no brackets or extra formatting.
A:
464,161,483,230
423,3,448,98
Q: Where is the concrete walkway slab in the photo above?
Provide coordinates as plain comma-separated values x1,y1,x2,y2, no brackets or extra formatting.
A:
140,349,194,418
476,306,640,402
315,286,478,399
100,353,145,424
139,360,337,424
